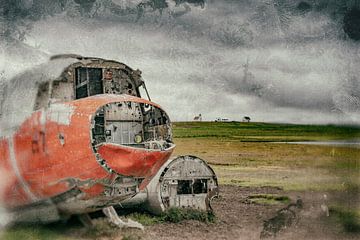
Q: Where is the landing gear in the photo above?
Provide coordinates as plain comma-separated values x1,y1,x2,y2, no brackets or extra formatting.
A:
102,206,144,230
78,206,144,230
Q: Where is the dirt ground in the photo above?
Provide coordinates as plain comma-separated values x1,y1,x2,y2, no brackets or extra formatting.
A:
137,185,357,240
4,180,358,240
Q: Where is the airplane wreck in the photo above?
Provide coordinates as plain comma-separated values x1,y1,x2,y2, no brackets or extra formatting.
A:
0,54,218,227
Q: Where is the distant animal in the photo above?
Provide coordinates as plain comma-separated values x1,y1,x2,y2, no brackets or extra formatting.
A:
194,114,202,121
215,117,229,122
243,116,251,122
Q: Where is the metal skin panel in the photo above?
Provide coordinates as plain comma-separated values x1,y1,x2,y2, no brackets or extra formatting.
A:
0,94,174,211
97,143,175,179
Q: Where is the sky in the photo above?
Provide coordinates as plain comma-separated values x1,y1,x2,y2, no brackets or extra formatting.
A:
1,0,360,124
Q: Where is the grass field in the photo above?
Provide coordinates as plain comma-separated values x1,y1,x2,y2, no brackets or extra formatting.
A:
2,121,360,239
172,121,360,141
172,121,360,236
172,122,360,191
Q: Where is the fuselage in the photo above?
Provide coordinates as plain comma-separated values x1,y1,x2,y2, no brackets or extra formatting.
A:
0,56,175,215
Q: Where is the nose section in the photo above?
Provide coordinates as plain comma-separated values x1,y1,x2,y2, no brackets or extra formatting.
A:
90,100,175,178
91,100,172,147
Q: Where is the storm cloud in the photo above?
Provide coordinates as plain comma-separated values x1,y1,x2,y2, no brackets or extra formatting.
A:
1,0,360,124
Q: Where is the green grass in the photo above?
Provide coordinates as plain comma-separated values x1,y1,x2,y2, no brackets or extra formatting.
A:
127,208,215,225
1,225,72,240
125,212,162,226
82,218,143,240
329,206,360,233
161,208,215,223
172,122,360,141
172,122,359,192
214,165,360,191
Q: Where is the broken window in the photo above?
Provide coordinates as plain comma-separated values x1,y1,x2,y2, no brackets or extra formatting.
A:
177,179,208,195
92,109,105,145
177,180,192,194
193,179,208,194
75,67,103,99
103,69,138,96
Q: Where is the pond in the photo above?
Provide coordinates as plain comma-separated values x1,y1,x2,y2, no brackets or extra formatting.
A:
277,140,360,148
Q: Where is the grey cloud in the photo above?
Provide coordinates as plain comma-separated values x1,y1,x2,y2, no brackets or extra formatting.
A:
1,0,360,124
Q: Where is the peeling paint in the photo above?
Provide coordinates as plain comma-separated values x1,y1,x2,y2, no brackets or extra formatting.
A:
48,103,74,125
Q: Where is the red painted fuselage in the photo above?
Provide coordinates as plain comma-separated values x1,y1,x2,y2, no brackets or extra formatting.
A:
0,94,174,212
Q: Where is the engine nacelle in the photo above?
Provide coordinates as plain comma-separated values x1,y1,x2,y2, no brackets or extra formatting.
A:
119,155,219,214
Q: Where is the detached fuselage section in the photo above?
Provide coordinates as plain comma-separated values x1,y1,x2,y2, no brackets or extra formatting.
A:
0,55,218,223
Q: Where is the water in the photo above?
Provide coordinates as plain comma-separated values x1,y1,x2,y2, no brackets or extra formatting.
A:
277,140,360,148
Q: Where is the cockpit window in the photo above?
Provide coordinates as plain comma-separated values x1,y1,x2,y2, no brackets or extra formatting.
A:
75,67,103,99
103,69,137,96
33,61,145,111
